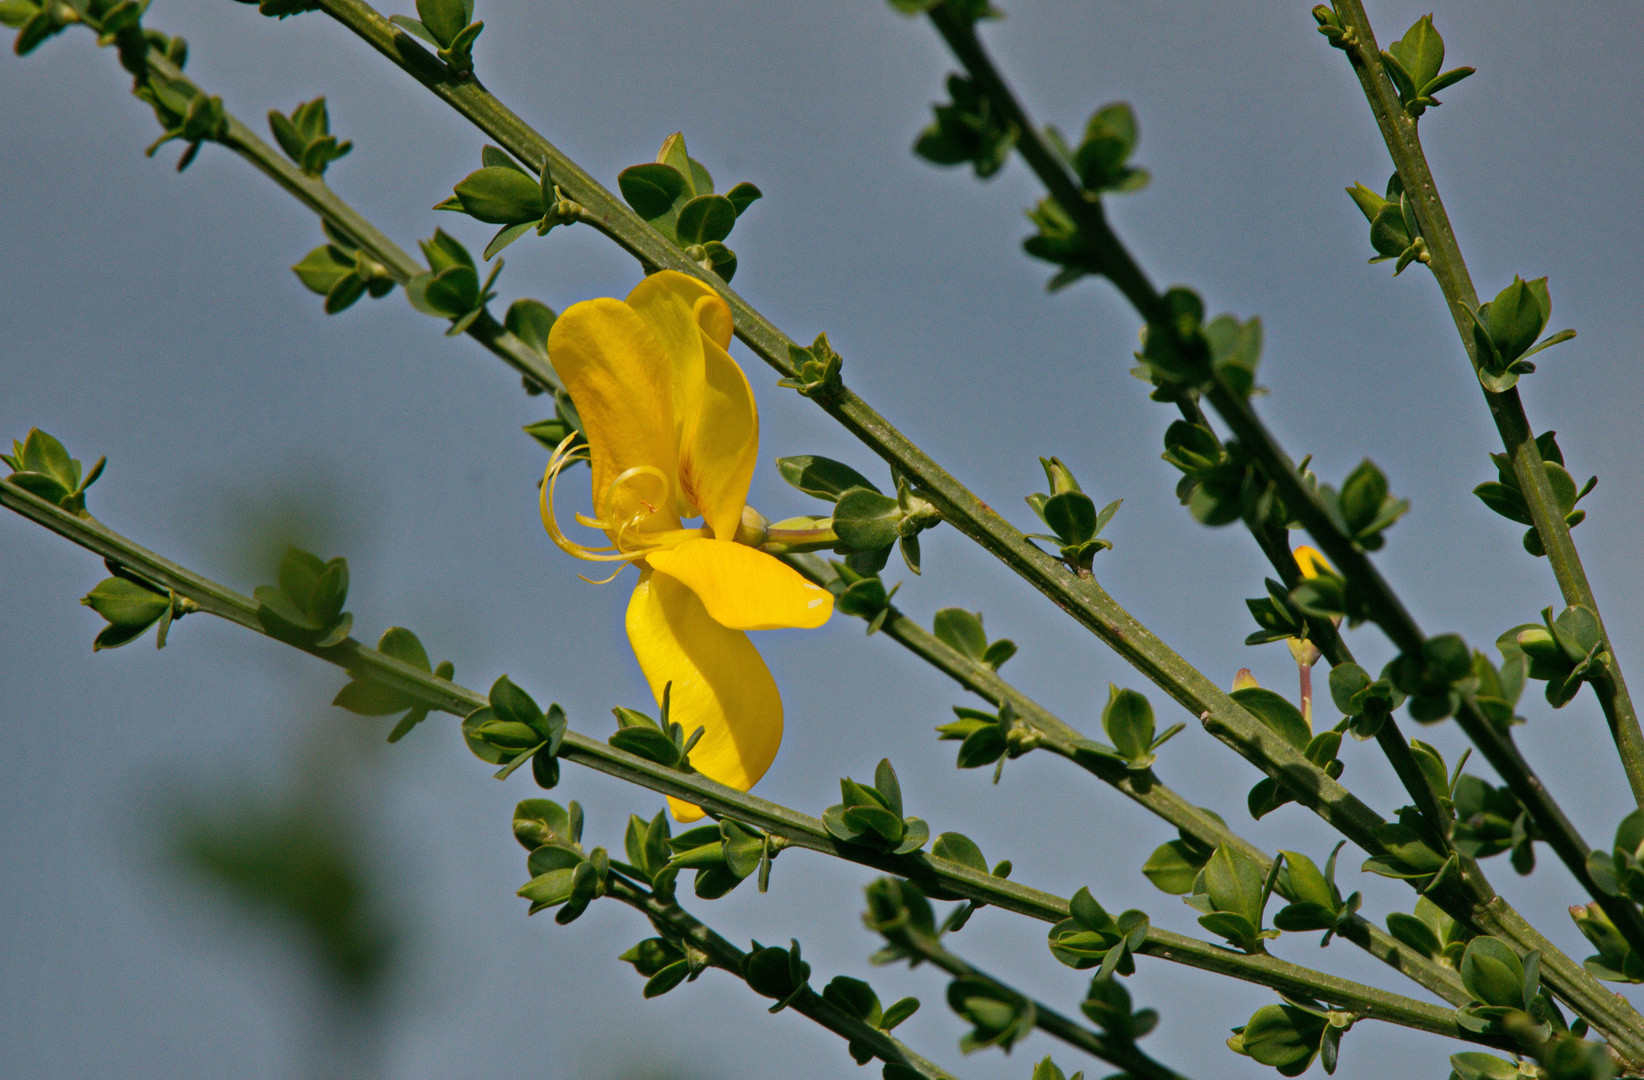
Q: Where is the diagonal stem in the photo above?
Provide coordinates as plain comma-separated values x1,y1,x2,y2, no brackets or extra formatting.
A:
896,917,1192,1080
50,26,1465,1010
600,874,961,1080
1325,0,1644,808
0,476,1509,1049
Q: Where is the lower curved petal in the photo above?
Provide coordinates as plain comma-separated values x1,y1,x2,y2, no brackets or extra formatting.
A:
626,569,784,821
646,538,833,631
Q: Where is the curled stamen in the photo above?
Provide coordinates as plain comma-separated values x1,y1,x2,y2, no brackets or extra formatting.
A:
539,435,634,564
539,436,708,569
577,564,632,586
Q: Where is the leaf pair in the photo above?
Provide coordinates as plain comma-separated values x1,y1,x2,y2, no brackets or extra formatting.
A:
80,562,192,650
292,220,397,314
331,626,454,742
3,428,104,515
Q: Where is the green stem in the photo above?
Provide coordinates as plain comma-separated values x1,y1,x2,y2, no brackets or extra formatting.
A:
915,9,1644,1048
900,928,1193,1080
601,875,960,1080
136,52,563,399
0,477,1500,1047
1205,374,1644,971
294,0,1434,962
1326,0,1644,808
60,26,1461,1011
784,554,1471,1007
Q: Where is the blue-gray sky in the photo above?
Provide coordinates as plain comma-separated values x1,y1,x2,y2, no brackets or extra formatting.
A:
3,2,1642,1078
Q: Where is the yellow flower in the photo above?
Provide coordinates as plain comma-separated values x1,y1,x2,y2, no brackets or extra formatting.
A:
1292,544,1335,583
1288,545,1338,672
540,270,833,820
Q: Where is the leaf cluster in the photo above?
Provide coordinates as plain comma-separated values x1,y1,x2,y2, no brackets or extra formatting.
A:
1046,886,1149,978
822,759,929,854
1381,14,1475,118
437,145,585,260
1021,102,1148,291
1346,173,1428,275
3,428,103,515
513,798,612,924
777,451,938,575
1500,606,1605,710
1022,456,1120,572
1228,997,1357,1077
617,132,760,282
1474,431,1594,555
1466,277,1577,393
914,73,1017,180
253,545,353,646
461,674,567,787
406,228,502,334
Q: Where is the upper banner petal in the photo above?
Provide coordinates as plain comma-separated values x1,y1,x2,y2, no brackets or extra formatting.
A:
679,335,758,542
626,568,784,821
646,538,833,631
547,297,680,530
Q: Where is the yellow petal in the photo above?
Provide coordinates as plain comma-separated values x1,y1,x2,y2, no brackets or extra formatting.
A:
626,568,784,821
624,273,709,460
626,269,732,349
679,334,759,542
547,297,680,531
646,538,833,631
625,272,750,537
1293,545,1335,579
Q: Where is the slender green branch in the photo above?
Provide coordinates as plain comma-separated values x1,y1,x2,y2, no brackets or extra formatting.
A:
600,874,960,1080
896,914,1197,1079
0,477,1501,1046
1325,0,1644,806
46,26,1462,1011
136,49,563,398
913,8,1644,1048
786,556,1469,1007
1204,373,1644,969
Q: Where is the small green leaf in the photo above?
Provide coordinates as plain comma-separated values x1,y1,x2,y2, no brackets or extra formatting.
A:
675,193,738,244
1230,687,1311,751
618,162,688,220
453,166,545,225
775,455,879,502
